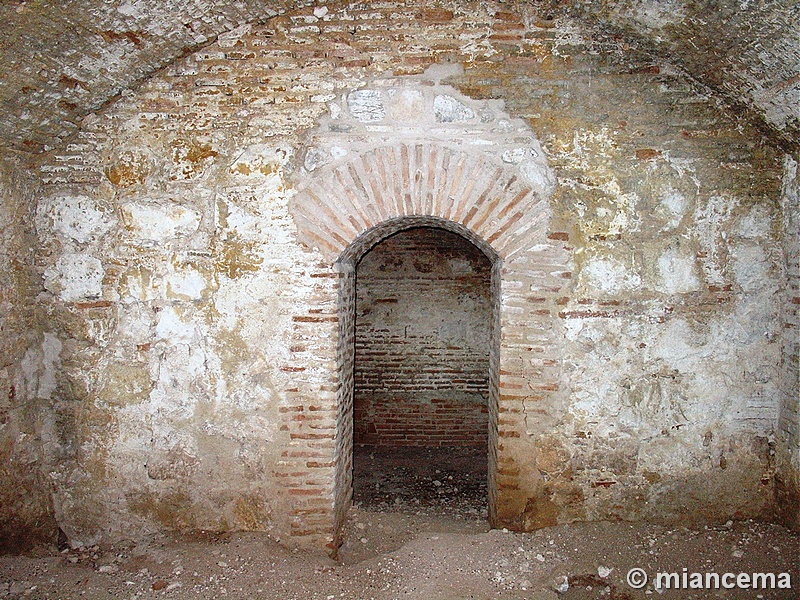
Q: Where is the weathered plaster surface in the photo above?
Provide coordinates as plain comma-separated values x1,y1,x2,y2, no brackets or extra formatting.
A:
9,1,795,550
569,0,800,149
777,153,800,528
0,153,58,552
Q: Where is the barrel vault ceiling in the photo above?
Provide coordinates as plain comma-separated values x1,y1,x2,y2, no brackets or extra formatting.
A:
0,0,797,155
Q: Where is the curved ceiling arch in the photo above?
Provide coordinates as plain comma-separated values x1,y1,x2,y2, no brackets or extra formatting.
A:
0,1,797,155
0,0,296,153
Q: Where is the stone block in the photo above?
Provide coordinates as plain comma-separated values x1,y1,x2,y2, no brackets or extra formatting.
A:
44,253,105,302
37,195,116,243
347,89,385,123
433,94,475,122
120,202,200,243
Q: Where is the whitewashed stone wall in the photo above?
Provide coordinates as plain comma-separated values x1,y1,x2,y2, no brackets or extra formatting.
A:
777,153,800,527
0,153,59,552
13,1,796,550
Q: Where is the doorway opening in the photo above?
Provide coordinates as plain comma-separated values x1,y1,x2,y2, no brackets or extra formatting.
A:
333,217,500,549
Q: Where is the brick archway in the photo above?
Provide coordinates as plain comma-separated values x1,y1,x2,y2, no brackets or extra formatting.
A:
332,215,501,551
290,137,562,551
291,142,552,262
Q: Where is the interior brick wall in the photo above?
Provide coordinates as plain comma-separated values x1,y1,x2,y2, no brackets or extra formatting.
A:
22,0,794,548
354,227,492,447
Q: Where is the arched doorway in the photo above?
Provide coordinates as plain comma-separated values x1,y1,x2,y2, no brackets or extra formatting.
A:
289,131,559,551
332,217,501,551
353,225,492,510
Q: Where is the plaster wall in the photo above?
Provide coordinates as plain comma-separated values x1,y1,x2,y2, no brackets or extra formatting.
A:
777,153,800,528
18,1,795,549
0,153,58,551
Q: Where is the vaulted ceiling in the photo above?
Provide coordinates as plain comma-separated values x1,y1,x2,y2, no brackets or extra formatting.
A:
1,0,797,155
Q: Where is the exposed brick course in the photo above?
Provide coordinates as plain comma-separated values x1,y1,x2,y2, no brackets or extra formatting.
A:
0,0,790,553
353,227,492,448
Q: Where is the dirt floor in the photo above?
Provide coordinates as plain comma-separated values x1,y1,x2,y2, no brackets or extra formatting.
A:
1,446,797,599
352,445,489,522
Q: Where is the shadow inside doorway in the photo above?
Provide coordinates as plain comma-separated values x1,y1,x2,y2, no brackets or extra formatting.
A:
353,444,488,519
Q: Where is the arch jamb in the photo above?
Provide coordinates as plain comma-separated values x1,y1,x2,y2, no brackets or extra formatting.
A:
331,217,502,552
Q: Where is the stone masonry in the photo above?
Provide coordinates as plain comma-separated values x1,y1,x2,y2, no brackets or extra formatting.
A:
0,1,796,552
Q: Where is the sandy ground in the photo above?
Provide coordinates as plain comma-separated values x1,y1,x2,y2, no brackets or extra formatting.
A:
0,512,797,599
2,448,797,599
